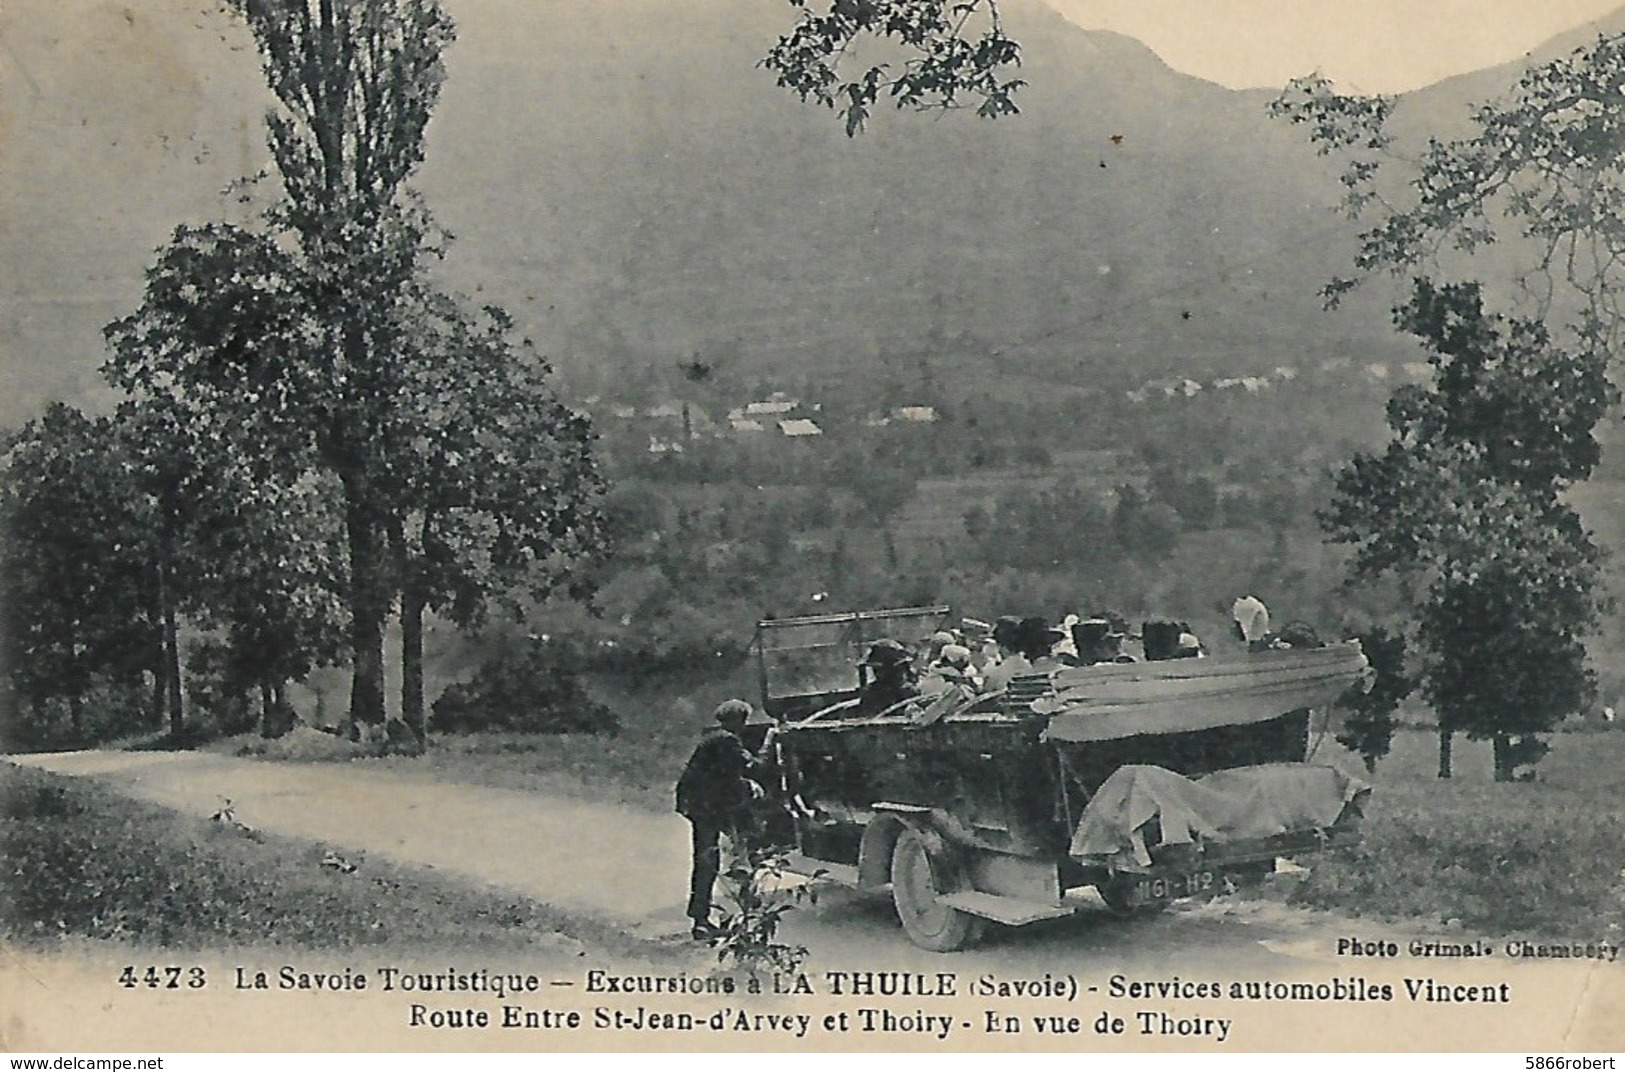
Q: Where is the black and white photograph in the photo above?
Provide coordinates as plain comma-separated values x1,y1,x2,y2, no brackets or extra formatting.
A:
2,0,1623,1056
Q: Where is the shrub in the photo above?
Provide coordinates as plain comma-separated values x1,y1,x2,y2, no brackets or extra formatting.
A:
707,844,818,976
431,642,620,735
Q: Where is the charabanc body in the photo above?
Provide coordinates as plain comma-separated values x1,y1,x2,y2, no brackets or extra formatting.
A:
750,606,1370,950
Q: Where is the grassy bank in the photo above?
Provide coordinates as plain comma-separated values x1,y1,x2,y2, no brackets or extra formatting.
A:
1289,726,1625,935
0,763,672,958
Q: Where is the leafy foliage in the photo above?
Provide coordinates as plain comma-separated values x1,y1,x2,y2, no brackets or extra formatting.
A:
708,844,817,976
0,406,163,745
1271,36,1625,348
763,0,1024,135
1334,626,1413,772
431,641,620,736
99,0,604,740
1321,281,1614,779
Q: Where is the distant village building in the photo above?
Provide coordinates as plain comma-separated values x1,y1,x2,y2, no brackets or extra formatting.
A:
647,435,685,454
729,417,767,433
1365,364,1390,381
745,392,799,417
644,401,684,419
1273,366,1298,381
1241,376,1269,393
892,406,940,423
778,418,823,438
609,404,638,419
1402,362,1431,381
862,413,893,428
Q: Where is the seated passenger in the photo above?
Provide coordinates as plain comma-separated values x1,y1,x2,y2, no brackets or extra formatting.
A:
980,617,1030,693
1018,616,1067,674
1142,619,1203,660
1072,617,1129,665
857,639,920,716
1231,595,1272,651
920,644,980,695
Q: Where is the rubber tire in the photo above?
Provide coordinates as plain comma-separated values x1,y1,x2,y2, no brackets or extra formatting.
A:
890,828,982,951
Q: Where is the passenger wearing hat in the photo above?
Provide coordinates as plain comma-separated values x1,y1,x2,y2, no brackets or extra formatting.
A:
857,639,920,717
1073,617,1128,666
981,616,1034,693
920,643,981,695
1017,616,1067,672
674,699,765,939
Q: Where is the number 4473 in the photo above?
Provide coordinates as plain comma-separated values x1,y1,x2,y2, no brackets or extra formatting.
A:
119,966,206,989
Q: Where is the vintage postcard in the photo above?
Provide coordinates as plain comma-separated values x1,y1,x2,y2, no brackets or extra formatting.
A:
2,0,1624,1056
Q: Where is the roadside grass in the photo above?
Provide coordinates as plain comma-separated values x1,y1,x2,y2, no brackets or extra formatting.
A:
0,763,675,959
1290,726,1625,935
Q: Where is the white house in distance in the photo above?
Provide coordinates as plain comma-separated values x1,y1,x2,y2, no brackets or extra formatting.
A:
778,418,823,438
744,392,799,417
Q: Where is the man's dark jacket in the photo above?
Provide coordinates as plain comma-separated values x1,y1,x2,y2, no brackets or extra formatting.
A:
675,727,756,824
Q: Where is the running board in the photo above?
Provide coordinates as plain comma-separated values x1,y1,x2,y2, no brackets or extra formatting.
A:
782,853,860,887
939,891,1077,926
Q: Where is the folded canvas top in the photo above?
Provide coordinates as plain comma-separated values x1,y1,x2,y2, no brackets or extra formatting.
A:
1068,761,1369,867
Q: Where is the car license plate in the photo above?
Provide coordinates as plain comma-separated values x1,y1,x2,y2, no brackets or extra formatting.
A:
1129,869,1216,906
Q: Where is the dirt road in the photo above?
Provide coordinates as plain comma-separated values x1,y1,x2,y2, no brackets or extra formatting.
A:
5,748,1408,965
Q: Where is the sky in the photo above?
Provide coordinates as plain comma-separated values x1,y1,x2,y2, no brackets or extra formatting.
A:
1043,0,1625,93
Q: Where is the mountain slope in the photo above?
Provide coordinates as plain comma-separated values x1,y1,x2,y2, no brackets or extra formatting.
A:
1,0,1434,426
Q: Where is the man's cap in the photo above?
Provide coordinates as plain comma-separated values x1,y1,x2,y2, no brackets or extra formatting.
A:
713,699,753,723
862,639,913,667
938,644,972,668
1019,616,1065,644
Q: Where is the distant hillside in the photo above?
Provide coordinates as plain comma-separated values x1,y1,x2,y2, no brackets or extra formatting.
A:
6,0,1594,429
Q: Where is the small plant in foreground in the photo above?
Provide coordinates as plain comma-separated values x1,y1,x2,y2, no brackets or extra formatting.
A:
708,844,821,976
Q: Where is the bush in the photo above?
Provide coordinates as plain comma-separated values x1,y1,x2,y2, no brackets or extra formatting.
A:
431,642,621,735
3,675,151,750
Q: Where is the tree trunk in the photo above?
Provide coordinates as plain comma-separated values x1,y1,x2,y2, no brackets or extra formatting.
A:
1492,733,1515,782
395,514,427,749
341,471,389,738
68,691,84,740
1436,722,1453,779
161,576,183,741
149,666,165,730
401,583,426,748
259,678,275,738
273,680,289,735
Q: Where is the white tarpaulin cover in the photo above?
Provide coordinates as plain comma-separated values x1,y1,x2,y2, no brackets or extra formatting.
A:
1068,762,1369,868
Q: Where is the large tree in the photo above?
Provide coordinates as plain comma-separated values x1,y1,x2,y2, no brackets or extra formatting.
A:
227,0,454,731
1320,280,1613,780
0,406,161,742
388,294,604,745
1272,39,1625,777
111,2,607,741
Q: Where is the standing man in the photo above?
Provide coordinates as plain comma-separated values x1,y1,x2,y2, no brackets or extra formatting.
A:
674,699,764,939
